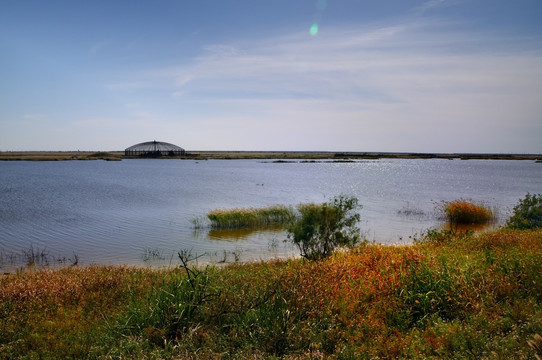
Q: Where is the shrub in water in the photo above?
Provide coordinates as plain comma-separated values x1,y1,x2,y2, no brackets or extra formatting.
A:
506,193,542,230
287,195,361,260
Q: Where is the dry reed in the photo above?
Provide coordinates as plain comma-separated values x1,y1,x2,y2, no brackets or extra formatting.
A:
441,199,494,225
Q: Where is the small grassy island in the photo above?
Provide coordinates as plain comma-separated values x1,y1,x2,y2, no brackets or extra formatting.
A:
1,195,542,359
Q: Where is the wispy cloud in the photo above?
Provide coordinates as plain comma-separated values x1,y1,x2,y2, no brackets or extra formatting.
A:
132,111,152,118
416,0,446,14
89,40,112,54
414,0,463,15
107,13,542,152
23,113,47,120
161,21,541,104
105,81,146,92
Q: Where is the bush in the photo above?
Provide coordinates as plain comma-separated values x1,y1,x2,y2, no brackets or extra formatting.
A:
287,195,361,260
506,193,542,230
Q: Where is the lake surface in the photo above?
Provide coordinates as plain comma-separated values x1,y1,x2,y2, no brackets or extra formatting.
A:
1,158,541,270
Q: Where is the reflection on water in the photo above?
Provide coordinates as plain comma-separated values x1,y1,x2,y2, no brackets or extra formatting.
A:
207,226,286,241
442,221,499,233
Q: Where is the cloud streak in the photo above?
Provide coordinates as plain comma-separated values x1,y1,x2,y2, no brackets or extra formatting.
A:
23,114,48,120
90,41,108,54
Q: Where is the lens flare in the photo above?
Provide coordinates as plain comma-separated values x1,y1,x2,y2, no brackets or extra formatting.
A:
310,23,319,36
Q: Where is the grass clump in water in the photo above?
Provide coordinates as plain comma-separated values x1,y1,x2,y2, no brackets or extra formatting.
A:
207,205,296,229
440,199,494,226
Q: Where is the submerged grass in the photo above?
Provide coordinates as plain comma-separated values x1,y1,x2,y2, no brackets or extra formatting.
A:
207,204,297,229
0,246,79,273
2,229,542,359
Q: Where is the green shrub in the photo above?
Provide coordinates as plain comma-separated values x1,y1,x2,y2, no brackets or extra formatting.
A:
506,193,542,230
287,195,361,260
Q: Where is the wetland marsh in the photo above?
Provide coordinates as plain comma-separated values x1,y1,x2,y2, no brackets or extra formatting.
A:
1,158,541,270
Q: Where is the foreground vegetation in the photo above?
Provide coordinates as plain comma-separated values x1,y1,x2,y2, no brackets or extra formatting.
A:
1,228,541,359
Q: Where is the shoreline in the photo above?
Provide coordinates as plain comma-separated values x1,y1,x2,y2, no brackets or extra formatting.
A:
0,150,540,161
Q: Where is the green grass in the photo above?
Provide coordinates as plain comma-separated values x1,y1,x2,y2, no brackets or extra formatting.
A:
2,229,542,359
206,204,297,229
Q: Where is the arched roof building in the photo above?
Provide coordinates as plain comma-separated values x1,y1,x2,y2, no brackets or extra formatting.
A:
125,140,185,157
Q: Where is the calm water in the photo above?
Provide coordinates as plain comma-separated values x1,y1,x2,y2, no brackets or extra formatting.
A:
1,159,541,269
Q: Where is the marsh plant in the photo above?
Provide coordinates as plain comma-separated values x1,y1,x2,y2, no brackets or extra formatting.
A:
398,207,425,217
287,195,362,260
397,202,425,217
191,216,208,229
0,246,79,273
206,205,296,229
210,248,243,263
142,247,166,262
439,199,495,226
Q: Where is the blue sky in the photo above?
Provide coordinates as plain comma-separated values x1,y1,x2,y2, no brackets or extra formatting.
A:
1,0,541,153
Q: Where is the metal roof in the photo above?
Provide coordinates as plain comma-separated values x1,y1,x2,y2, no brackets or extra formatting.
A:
125,140,185,152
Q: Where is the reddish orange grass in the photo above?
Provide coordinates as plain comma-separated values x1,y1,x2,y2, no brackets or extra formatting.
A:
442,199,494,225
2,229,541,359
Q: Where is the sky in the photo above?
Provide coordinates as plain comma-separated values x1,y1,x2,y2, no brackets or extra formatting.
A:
1,0,541,153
